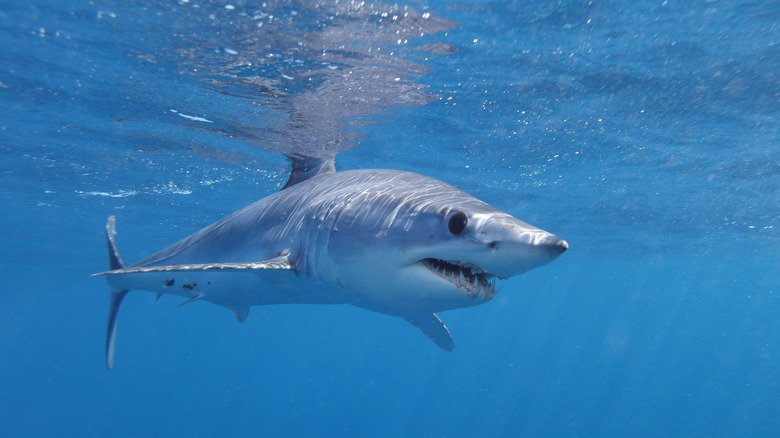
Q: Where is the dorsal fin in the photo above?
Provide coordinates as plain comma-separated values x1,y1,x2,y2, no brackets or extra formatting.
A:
282,155,335,190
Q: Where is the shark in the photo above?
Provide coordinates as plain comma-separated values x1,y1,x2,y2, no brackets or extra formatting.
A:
94,158,567,369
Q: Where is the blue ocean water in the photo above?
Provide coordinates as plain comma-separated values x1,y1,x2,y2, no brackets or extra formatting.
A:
1,0,778,436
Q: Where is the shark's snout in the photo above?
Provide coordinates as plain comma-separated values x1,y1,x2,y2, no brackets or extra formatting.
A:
540,234,568,253
524,233,568,263
474,217,568,279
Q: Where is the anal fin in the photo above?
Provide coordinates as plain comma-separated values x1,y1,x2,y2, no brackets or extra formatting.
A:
403,313,454,352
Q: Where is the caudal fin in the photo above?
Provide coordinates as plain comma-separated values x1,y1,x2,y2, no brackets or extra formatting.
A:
104,216,128,370
106,216,124,270
106,289,128,370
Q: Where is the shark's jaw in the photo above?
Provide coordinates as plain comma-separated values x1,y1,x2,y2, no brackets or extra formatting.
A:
419,258,498,301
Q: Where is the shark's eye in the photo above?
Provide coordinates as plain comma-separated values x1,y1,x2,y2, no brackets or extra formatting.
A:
448,211,468,235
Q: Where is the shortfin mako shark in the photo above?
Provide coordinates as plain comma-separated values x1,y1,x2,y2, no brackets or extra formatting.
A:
94,157,567,369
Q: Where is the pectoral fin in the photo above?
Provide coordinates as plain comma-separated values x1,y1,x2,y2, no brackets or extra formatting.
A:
403,313,454,352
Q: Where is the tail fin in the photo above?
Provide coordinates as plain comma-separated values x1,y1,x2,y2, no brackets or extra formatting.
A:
106,289,128,370
104,216,129,370
106,216,124,270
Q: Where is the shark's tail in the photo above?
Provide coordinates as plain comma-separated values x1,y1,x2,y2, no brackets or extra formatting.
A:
104,216,129,370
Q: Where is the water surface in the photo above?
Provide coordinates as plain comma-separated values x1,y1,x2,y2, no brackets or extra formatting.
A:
0,0,777,436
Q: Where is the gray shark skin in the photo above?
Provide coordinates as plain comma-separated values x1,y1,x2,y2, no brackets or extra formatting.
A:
95,166,567,369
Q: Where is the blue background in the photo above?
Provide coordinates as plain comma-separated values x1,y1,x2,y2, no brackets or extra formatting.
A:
1,0,777,436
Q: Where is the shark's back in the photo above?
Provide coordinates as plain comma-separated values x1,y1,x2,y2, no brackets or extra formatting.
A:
131,169,493,269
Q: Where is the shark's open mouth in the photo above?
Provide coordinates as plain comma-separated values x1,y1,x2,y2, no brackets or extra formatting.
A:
420,258,498,299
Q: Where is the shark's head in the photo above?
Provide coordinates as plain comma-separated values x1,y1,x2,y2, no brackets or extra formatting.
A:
311,171,567,316
410,208,568,301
